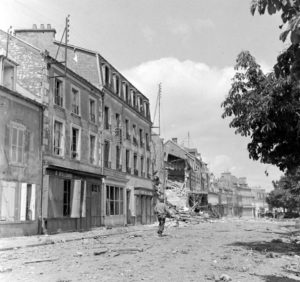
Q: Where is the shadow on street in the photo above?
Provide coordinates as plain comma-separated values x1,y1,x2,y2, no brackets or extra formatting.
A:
228,240,300,255
260,275,300,282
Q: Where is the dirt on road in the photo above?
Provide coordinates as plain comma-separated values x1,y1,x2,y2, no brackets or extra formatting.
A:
1,218,300,282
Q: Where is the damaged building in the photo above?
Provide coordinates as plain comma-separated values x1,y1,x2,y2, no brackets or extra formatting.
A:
163,138,210,211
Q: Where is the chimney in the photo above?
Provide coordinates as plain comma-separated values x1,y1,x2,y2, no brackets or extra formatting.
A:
14,24,56,52
172,138,178,144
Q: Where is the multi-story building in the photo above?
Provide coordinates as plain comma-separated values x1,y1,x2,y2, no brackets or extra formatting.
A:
12,24,154,227
0,28,107,235
0,55,43,237
164,138,209,209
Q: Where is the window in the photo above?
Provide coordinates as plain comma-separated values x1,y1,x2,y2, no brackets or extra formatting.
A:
116,145,121,170
89,134,96,164
126,149,130,173
104,65,110,86
131,90,136,107
106,186,124,215
104,140,110,168
132,124,137,146
145,103,150,118
63,180,71,216
147,158,150,178
0,182,36,222
2,60,16,90
10,124,25,164
146,133,150,151
114,75,120,95
139,129,143,147
133,154,138,176
104,106,110,130
89,98,96,123
140,156,144,176
71,87,80,115
123,83,129,102
125,119,130,140
54,78,63,107
71,127,80,160
53,120,64,156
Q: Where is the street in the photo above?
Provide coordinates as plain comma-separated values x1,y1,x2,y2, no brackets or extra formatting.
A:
1,218,300,281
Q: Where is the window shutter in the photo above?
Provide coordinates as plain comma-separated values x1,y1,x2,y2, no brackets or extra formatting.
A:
24,130,31,163
20,183,27,221
71,180,81,218
4,125,10,162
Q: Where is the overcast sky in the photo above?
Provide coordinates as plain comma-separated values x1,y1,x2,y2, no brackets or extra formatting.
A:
0,0,287,191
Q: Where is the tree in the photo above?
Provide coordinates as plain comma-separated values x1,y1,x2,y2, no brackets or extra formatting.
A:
222,1,300,172
266,171,300,210
266,188,298,211
222,50,300,172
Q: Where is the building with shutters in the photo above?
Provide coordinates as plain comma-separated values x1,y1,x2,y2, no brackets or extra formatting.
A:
0,23,155,233
13,24,154,226
0,29,107,235
0,55,44,237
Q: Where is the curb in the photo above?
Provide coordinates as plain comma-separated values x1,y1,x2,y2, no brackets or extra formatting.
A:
0,226,157,252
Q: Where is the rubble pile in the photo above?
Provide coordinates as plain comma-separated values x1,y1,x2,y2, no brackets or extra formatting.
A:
164,180,219,224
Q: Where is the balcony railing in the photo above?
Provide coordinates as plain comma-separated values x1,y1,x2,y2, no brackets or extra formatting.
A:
104,160,111,168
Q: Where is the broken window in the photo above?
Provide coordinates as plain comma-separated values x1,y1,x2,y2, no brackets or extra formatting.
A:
71,87,80,115
71,127,80,160
54,78,63,107
53,120,64,156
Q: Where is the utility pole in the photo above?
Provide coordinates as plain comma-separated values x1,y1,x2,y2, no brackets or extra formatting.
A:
158,83,161,136
65,15,70,76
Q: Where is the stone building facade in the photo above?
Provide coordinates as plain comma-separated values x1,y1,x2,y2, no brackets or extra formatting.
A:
0,55,43,236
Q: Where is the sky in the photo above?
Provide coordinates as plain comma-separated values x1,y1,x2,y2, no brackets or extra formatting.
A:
0,0,288,191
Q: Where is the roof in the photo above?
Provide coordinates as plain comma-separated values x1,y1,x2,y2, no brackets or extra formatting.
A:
54,41,150,101
0,84,44,109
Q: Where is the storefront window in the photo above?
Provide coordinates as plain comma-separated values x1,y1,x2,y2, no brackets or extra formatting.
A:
106,186,124,216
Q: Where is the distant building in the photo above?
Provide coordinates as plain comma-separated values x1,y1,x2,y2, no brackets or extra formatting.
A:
163,138,209,209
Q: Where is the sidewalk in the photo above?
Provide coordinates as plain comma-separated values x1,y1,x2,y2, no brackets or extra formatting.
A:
0,223,157,252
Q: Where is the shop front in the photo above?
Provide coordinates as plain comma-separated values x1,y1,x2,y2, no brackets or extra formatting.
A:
42,165,104,234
